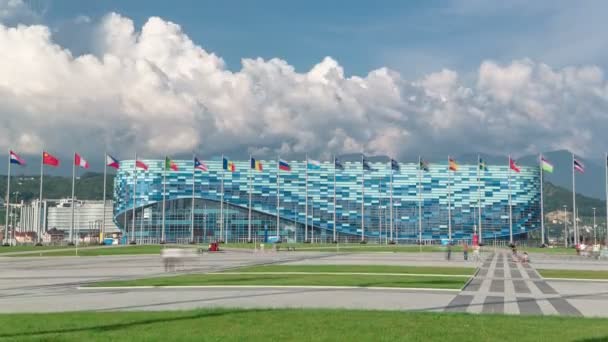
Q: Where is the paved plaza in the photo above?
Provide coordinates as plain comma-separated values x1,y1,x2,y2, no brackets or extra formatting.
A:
0,248,607,316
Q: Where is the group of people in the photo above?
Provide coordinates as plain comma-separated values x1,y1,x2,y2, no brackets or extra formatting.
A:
575,242,603,259
445,242,481,261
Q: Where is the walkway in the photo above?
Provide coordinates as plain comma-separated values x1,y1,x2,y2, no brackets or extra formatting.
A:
445,251,582,315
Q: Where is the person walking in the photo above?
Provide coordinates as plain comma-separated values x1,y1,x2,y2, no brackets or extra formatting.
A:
463,243,469,261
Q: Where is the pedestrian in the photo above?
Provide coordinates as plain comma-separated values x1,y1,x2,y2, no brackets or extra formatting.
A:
463,243,469,261
473,244,480,262
522,252,529,264
446,242,452,261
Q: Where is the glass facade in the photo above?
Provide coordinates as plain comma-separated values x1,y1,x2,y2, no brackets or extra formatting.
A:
113,159,540,243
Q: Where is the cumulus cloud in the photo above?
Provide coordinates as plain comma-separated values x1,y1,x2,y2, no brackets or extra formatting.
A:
0,12,607,161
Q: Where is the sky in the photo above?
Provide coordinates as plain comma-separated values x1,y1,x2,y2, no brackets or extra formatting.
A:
1,0,608,171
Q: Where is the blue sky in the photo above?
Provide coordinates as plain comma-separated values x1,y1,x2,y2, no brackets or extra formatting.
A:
2,0,608,172
36,0,608,78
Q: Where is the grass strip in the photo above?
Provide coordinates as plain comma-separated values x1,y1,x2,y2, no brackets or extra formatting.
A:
90,273,467,289
7,245,178,257
231,264,475,275
0,309,607,341
538,269,608,280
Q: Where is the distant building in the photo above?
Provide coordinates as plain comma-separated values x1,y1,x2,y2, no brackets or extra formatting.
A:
19,199,119,238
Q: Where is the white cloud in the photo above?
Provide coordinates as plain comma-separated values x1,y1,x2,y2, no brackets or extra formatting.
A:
0,12,607,161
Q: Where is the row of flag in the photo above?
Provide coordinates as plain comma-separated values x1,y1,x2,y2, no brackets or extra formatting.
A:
7,151,587,175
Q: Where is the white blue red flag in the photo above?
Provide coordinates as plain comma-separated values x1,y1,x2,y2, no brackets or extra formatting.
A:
9,151,25,166
106,154,120,169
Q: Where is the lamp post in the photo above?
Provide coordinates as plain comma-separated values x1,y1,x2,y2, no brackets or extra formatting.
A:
563,205,568,248
593,207,597,245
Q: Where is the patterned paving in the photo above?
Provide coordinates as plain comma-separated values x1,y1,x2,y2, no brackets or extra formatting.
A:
445,252,582,315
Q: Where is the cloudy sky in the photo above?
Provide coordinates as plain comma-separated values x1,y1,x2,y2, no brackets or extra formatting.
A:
1,0,608,168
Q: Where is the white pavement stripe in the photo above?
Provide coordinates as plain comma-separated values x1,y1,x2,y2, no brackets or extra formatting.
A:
503,257,520,315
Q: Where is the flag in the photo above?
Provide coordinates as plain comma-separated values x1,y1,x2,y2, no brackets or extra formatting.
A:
42,152,59,167
222,157,235,172
335,157,344,170
165,157,178,171
419,159,429,172
307,159,321,170
540,157,554,173
448,157,458,171
106,154,120,169
362,156,372,171
478,158,488,171
136,160,148,170
74,153,89,169
390,158,400,171
574,159,584,173
9,151,25,166
250,158,263,171
509,157,520,173
194,157,208,171
279,159,291,171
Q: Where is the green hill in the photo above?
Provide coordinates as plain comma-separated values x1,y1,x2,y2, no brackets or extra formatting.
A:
0,172,114,203
543,182,605,217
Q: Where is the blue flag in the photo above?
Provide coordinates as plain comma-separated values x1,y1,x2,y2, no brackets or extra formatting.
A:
390,158,399,171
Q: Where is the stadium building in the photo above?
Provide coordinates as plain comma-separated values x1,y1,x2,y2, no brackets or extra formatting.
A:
113,159,540,244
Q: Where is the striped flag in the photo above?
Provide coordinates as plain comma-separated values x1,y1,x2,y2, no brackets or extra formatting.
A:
106,154,120,169
74,153,89,169
279,159,291,172
540,157,554,173
194,157,208,171
574,159,585,173
419,159,429,172
136,160,148,170
9,151,25,166
307,159,321,170
250,157,263,171
334,157,344,170
165,156,178,171
223,157,235,172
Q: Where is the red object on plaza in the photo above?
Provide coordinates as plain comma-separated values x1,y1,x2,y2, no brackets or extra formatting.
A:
472,234,479,246
208,242,219,252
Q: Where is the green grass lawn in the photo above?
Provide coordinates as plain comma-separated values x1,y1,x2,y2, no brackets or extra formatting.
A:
538,269,608,280
91,272,467,289
0,245,92,254
7,245,188,257
226,242,464,253
232,264,475,275
1,309,607,342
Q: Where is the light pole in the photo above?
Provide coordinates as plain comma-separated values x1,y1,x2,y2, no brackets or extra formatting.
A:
563,205,568,248
593,208,597,245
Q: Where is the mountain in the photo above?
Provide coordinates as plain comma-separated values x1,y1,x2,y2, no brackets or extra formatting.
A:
543,182,605,217
0,172,114,203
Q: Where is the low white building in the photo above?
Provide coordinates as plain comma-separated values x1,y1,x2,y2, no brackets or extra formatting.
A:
20,199,119,237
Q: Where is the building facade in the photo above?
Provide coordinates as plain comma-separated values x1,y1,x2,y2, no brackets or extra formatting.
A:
113,159,541,244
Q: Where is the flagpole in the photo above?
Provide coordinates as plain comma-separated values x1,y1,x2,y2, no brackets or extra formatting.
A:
477,154,482,245
70,152,76,245
509,155,513,244
447,156,452,241
305,154,309,243
379,185,383,244
102,152,107,244
361,155,365,242
539,154,545,245
161,157,167,244
4,150,10,245
190,155,195,244
38,152,43,243
276,156,280,238
131,153,137,244
418,156,422,246
389,159,394,244
572,153,577,246
248,155,253,243
220,154,228,242
333,156,337,243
